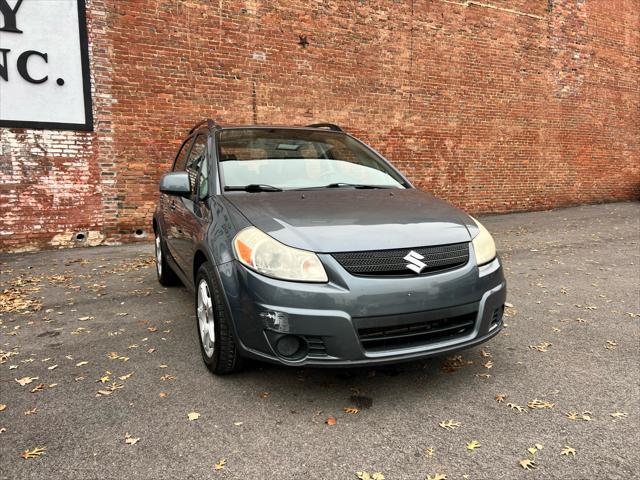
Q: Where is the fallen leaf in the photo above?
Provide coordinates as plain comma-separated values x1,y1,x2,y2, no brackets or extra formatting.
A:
527,447,538,455
483,361,493,369
372,474,385,480
188,412,200,421
159,392,167,398
426,474,447,480
325,416,337,426
21,447,46,459
529,342,552,352
439,419,461,430
605,340,618,350
527,399,554,409
124,433,140,445
495,394,507,403
257,391,271,398
24,407,38,415
507,403,527,413
214,458,226,470
0,404,6,411
160,374,176,381
519,458,536,470
15,376,38,386
75,361,88,367
480,350,491,358
610,411,627,418
560,446,576,456
119,373,133,381
30,383,45,393
344,407,360,414
466,440,481,451
425,447,435,457
566,411,592,421
47,364,58,371
233,421,243,426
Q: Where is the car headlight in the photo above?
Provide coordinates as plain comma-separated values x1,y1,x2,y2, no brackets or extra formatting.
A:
470,217,497,266
233,227,328,282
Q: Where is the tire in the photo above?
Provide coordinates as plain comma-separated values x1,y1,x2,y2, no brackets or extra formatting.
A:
154,229,180,286
195,262,243,374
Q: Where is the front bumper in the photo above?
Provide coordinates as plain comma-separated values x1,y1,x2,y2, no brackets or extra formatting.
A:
218,249,506,367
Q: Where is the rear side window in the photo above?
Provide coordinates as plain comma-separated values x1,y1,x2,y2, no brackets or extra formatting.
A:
173,137,194,171
186,135,207,192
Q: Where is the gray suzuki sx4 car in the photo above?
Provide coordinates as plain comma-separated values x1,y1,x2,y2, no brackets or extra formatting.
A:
153,120,506,374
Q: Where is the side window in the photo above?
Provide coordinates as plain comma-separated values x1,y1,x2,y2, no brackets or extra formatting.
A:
186,135,207,193
173,136,194,171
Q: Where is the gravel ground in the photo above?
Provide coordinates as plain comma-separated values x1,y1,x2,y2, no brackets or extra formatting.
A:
0,201,638,480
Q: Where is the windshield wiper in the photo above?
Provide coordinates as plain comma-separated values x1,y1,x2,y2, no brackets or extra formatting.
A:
224,184,283,192
297,183,396,190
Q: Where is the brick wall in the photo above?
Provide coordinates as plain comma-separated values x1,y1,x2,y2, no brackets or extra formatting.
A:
1,0,638,252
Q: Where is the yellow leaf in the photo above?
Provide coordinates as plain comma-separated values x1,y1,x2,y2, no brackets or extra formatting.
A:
527,399,554,409
560,446,576,456
527,447,537,455
426,474,447,480
372,473,385,480
0,404,6,411
124,433,140,445
344,407,360,414
21,447,46,459
507,403,527,413
188,412,200,421
15,376,38,386
519,458,536,470
425,447,435,457
439,419,461,430
356,472,371,480
75,361,88,367
30,383,45,393
528,342,552,352
466,440,481,451
483,361,493,369
24,407,38,415
119,373,133,381
610,411,627,418
214,458,226,470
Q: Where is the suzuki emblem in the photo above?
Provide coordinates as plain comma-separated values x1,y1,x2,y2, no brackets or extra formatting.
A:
404,250,427,274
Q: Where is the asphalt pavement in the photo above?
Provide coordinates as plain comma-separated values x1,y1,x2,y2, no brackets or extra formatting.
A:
1,202,638,480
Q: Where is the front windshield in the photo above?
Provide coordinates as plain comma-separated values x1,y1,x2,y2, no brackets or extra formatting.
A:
218,128,407,190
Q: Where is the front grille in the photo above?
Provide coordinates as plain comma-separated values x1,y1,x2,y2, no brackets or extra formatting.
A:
357,312,476,352
331,243,469,276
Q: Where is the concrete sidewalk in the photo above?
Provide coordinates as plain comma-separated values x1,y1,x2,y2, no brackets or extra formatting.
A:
1,202,639,479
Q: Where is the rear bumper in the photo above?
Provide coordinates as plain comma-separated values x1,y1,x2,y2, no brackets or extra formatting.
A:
217,250,506,367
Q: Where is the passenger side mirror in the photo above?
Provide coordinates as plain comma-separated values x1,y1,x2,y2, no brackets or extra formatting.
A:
160,172,191,198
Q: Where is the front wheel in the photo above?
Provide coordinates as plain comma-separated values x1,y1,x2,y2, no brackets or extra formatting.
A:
195,262,243,374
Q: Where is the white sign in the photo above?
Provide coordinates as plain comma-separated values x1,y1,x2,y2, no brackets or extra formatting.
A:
0,0,92,130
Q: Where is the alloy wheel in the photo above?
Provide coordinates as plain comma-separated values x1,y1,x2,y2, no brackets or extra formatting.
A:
197,279,215,357
155,234,162,276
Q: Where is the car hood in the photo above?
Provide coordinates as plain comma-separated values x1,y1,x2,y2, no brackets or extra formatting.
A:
225,188,473,253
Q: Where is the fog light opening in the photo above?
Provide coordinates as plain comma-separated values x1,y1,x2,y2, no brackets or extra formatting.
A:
275,335,306,359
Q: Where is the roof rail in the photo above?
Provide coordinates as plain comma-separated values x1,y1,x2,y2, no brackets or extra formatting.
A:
188,118,219,135
306,123,343,132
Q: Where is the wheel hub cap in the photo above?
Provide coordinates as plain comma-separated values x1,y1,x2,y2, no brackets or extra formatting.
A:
197,279,215,357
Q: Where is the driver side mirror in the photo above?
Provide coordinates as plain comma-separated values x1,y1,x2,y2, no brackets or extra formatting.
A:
159,172,191,198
